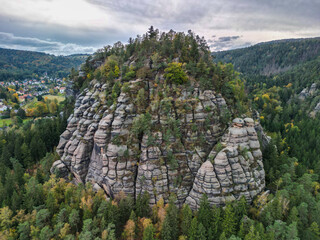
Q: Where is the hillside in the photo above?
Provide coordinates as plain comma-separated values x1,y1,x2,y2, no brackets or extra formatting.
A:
213,37,320,76
0,48,89,81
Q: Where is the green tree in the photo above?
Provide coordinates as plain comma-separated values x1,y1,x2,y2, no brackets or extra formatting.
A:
198,194,212,234
21,142,32,167
180,204,192,236
222,203,237,237
39,226,53,240
0,206,13,230
143,224,155,240
188,217,198,240
17,221,30,240
161,197,179,240
197,223,207,240
69,209,80,233
36,209,51,229
244,225,261,240
211,205,222,239
164,62,188,85
135,192,151,218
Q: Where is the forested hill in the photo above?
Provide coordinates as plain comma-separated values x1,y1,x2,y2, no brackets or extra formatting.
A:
213,37,320,76
0,48,90,81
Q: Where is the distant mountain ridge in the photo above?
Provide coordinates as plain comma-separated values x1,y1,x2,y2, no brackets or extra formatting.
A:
255,36,320,46
213,37,320,76
0,47,90,81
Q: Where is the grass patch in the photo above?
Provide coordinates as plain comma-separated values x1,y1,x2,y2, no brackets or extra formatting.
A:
0,118,33,127
43,95,65,103
0,118,12,127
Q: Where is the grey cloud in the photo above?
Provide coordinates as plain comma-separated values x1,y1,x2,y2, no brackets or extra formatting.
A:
0,0,319,54
209,35,251,51
0,32,96,55
0,15,127,46
218,36,240,42
87,0,220,25
84,0,320,42
218,0,320,31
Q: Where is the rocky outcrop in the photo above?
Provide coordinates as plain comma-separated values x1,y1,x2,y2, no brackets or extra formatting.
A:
185,118,265,209
299,83,317,100
51,77,266,209
310,101,320,118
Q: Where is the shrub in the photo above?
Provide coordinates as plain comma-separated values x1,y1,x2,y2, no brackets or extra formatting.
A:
164,62,188,85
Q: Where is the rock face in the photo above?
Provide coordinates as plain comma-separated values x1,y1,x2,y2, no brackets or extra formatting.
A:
51,78,266,209
185,118,265,209
299,83,317,100
310,101,320,118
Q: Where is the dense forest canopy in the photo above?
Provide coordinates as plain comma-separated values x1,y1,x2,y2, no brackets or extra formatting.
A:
0,48,89,81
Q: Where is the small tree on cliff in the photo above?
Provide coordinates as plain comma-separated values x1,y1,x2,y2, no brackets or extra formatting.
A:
164,62,188,85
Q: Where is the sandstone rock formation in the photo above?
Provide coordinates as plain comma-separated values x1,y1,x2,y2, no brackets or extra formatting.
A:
299,83,317,100
185,118,265,209
52,78,266,209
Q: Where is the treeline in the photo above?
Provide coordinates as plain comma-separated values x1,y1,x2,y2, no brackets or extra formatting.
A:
0,48,88,81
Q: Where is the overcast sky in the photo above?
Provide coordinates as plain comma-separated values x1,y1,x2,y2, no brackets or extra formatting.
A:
0,0,319,55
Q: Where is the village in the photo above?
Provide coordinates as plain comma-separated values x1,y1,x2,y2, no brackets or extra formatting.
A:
0,73,66,125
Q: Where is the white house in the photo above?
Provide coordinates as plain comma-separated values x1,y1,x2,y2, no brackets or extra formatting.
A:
0,104,8,112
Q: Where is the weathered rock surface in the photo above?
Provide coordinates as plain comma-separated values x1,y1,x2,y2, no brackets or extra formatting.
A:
299,83,317,100
185,118,265,209
51,78,266,209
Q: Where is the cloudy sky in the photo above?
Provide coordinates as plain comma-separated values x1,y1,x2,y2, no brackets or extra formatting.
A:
0,0,319,55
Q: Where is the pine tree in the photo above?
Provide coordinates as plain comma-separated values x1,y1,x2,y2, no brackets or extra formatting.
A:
211,205,222,239
148,26,157,39
197,223,207,240
286,222,299,240
69,209,80,233
287,206,299,224
135,192,151,218
180,204,192,236
11,190,21,212
21,142,32,167
39,226,53,240
198,194,212,234
161,197,179,240
244,225,260,240
188,217,198,240
46,191,57,216
11,158,24,187
222,203,236,237
143,224,155,240
36,209,50,229
17,221,30,240
219,232,227,240
235,196,248,222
